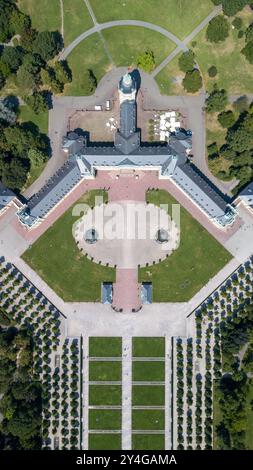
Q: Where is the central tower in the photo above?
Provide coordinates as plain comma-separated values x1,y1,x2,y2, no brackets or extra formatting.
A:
115,72,140,155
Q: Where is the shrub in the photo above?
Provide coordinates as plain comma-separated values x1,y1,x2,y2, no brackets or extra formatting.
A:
208,65,217,77
218,110,235,128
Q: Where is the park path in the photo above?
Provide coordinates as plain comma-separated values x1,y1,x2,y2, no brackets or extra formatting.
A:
152,4,222,76
83,0,114,65
165,337,172,450
121,337,132,450
82,335,89,450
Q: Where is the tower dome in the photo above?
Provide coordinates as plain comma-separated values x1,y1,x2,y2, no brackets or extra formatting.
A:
118,72,137,104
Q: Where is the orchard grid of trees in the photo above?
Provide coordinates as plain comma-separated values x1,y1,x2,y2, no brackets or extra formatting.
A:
0,257,82,450
173,255,253,450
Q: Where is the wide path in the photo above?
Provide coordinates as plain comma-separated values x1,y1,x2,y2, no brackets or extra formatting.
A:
60,20,188,61
121,337,132,450
152,5,222,77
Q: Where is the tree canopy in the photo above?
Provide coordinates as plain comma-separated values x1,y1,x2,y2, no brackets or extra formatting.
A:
205,86,228,113
178,50,195,72
182,69,202,93
206,15,230,43
137,49,155,72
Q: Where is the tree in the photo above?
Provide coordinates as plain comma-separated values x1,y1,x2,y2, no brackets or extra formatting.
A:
245,23,253,43
1,157,29,191
182,69,202,93
205,86,228,112
242,41,253,64
0,98,17,124
54,60,72,84
178,50,195,72
28,148,47,167
208,65,218,77
40,67,63,94
32,31,63,61
20,27,38,51
137,49,155,72
24,92,49,114
206,15,229,43
222,0,248,17
0,70,5,90
218,110,235,128
232,17,243,30
0,0,16,42
80,69,97,95
1,47,23,73
9,9,31,36
16,63,40,92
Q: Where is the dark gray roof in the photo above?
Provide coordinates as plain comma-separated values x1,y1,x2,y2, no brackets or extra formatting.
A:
19,160,82,226
238,181,253,208
0,181,15,209
119,100,136,138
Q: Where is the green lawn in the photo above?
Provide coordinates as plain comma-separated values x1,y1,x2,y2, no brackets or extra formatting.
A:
19,0,61,32
89,409,121,430
132,434,165,450
90,0,214,40
89,337,122,357
132,410,164,430
89,385,122,406
132,385,165,406
155,55,187,96
88,433,121,450
22,191,115,301
89,361,122,381
194,20,253,94
63,0,93,46
103,26,175,68
139,190,232,302
132,361,165,382
64,33,112,96
18,105,48,135
132,337,165,357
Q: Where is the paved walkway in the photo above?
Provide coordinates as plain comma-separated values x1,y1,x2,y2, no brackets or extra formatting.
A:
60,20,188,61
121,337,132,450
82,336,89,450
165,337,172,450
152,5,222,77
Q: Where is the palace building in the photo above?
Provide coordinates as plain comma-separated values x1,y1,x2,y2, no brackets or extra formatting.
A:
18,72,237,229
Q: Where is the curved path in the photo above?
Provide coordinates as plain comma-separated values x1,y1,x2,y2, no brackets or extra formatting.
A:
59,20,188,60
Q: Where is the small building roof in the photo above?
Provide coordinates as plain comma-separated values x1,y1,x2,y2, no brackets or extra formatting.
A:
0,181,15,210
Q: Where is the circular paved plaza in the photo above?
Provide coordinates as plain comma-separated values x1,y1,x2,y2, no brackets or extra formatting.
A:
74,200,179,269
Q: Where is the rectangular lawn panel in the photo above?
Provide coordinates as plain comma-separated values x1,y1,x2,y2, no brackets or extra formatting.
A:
89,385,122,406
103,26,175,68
89,409,121,430
132,434,165,450
132,361,165,382
22,191,115,302
139,190,232,302
88,433,121,450
90,0,214,40
132,385,165,406
64,33,112,96
89,337,122,357
133,337,165,357
89,361,122,382
132,410,165,431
